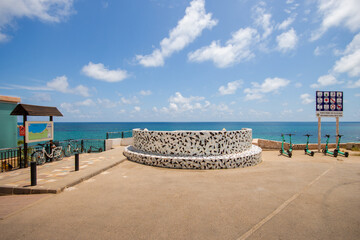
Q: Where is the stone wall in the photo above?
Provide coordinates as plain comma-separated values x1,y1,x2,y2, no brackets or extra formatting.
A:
105,137,134,151
133,128,252,157
253,138,357,150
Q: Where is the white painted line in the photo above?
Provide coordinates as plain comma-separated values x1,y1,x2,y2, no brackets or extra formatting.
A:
84,179,95,183
65,187,77,191
237,166,334,240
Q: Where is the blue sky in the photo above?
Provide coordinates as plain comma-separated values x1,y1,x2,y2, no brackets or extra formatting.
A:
0,0,359,122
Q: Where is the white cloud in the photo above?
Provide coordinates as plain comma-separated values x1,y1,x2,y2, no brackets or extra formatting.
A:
297,108,304,112
311,0,360,41
0,0,74,43
0,86,13,90
333,33,360,77
60,102,80,114
314,46,321,56
46,75,69,93
278,15,296,30
218,80,243,95
188,27,259,68
295,82,302,88
161,92,208,113
75,99,95,106
252,2,273,39
74,85,90,97
244,77,290,101
134,106,141,112
13,75,90,97
355,93,360,97
47,76,90,97
121,96,139,105
33,93,51,102
82,62,128,82
310,74,342,88
276,28,298,52
300,93,314,104
136,0,217,67
346,79,360,88
97,98,118,108
249,109,271,117
139,90,152,96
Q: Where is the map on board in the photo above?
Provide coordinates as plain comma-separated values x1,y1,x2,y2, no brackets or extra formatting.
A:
25,121,54,143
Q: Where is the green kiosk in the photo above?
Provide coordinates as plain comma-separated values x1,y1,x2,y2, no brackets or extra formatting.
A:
0,96,21,149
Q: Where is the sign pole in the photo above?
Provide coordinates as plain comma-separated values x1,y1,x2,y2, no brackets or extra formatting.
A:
23,114,27,168
336,116,339,145
318,117,321,152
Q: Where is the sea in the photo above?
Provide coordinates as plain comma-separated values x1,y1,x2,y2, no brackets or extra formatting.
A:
49,122,360,144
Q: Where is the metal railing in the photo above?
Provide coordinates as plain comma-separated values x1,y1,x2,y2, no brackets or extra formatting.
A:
106,130,132,139
0,139,106,173
0,145,42,172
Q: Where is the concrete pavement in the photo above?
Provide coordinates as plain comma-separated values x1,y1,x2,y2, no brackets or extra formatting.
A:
0,146,127,194
0,149,359,239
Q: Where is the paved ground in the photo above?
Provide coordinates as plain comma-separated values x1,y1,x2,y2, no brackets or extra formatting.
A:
0,146,127,194
0,149,359,239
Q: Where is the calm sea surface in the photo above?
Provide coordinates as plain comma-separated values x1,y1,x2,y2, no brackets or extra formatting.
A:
52,122,360,144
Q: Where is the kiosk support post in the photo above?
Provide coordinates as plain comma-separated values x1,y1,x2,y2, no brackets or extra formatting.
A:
336,117,339,145
318,117,321,152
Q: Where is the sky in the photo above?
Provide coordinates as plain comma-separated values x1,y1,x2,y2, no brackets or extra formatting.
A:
0,0,360,122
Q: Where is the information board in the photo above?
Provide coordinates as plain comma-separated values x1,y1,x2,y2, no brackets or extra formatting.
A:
316,91,343,117
25,121,54,143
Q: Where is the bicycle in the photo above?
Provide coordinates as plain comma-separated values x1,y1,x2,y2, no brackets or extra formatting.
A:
64,139,82,157
87,145,103,153
31,142,64,165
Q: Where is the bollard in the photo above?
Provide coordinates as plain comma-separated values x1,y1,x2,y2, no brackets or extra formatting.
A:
31,161,37,186
75,153,79,171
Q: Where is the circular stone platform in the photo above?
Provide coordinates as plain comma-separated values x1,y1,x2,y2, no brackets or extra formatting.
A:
123,128,262,169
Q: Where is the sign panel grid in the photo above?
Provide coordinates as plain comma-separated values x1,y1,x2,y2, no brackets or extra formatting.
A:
316,91,343,117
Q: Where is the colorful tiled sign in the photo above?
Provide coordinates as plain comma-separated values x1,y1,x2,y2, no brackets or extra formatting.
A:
316,91,343,117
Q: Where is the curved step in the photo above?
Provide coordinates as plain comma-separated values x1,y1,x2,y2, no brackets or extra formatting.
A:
123,145,262,170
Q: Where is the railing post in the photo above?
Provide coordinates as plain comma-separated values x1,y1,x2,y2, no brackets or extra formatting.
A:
81,140,84,153
31,161,37,186
18,147,22,168
106,132,109,139
75,153,79,171
121,132,124,138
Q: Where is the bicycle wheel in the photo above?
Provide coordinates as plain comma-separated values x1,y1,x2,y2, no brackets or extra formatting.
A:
54,148,64,161
32,151,45,165
64,145,71,157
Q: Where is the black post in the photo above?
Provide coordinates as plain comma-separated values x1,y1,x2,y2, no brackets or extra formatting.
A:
75,153,79,171
23,115,27,168
18,147,22,169
81,140,84,153
31,161,37,186
106,132,109,139
121,132,124,138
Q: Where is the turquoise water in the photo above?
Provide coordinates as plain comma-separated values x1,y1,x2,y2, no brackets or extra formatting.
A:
50,122,360,144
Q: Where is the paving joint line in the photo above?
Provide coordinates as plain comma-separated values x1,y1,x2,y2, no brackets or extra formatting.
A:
0,158,127,195
236,165,335,240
